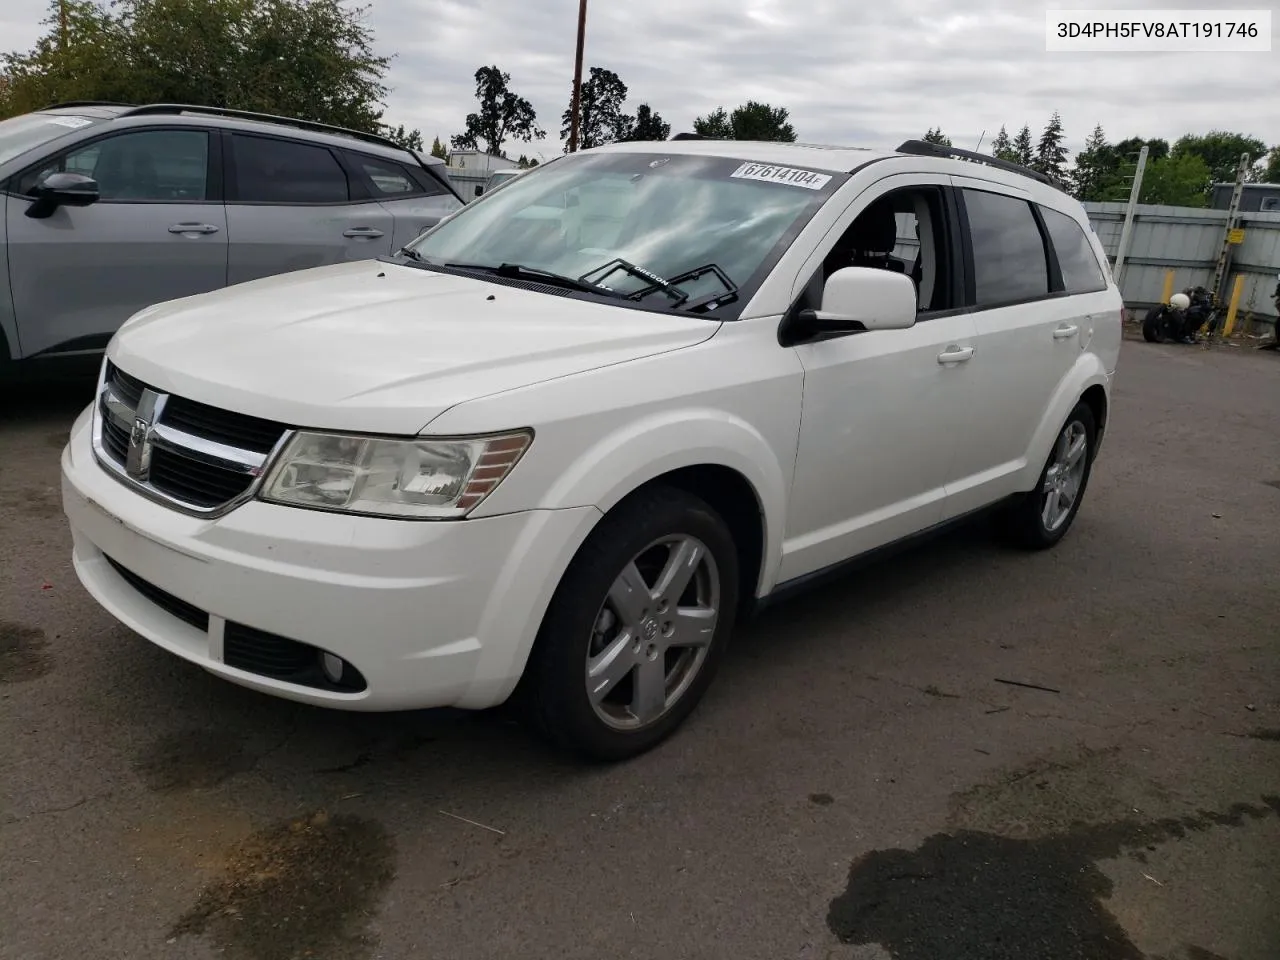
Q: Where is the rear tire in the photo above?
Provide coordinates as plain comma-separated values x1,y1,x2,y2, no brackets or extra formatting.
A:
997,402,1097,550
522,486,739,762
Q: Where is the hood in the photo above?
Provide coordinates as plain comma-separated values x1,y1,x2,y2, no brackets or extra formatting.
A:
108,260,719,435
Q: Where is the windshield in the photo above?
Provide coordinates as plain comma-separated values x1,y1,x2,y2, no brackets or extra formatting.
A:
406,151,844,313
0,112,104,167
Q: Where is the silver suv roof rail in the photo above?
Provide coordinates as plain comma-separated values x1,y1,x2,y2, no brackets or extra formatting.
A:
895,139,1056,187
120,103,405,152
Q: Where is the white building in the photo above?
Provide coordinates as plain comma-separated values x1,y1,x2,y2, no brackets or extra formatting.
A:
446,150,518,175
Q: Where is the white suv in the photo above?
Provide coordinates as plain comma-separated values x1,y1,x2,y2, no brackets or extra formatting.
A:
60,137,1122,760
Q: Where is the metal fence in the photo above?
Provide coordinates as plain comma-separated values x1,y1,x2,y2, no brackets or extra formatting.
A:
1081,201,1280,331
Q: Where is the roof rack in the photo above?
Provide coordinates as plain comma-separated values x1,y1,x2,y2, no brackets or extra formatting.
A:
895,139,1055,187
119,104,406,152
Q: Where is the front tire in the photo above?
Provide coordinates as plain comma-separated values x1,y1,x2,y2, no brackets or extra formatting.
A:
523,486,740,762
1142,307,1168,343
998,402,1097,550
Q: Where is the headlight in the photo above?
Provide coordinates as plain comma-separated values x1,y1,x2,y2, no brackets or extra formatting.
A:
259,430,532,519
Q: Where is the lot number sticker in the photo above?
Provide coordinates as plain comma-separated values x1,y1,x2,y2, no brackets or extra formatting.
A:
731,162,832,190
46,116,93,129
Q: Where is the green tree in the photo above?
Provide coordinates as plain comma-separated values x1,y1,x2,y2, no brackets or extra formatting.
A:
989,125,1016,163
2,0,395,133
923,127,951,146
383,123,423,151
1071,123,1122,202
429,135,448,160
624,103,670,142
694,101,796,142
1032,111,1068,182
1260,147,1280,184
1171,130,1268,184
1114,136,1169,164
560,66,631,150
1139,153,1212,207
451,65,544,157
516,154,540,168
1013,125,1034,166
692,106,733,139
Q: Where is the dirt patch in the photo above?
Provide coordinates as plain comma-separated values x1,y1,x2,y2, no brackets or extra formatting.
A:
827,797,1280,960
946,745,1168,840
135,730,255,793
170,810,394,960
18,485,61,519
0,621,53,683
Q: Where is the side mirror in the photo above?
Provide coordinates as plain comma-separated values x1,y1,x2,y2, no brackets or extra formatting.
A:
26,172,100,219
806,267,918,334
474,185,484,197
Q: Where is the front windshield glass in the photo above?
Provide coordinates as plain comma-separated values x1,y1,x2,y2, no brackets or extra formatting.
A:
0,112,104,167
406,151,844,312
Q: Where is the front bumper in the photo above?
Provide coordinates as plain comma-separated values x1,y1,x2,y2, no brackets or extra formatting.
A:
61,406,600,711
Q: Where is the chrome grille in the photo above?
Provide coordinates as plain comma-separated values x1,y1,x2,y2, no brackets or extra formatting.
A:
93,361,290,515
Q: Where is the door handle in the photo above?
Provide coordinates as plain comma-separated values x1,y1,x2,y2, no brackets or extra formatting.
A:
343,227,385,239
1053,324,1079,340
937,345,974,364
168,222,219,235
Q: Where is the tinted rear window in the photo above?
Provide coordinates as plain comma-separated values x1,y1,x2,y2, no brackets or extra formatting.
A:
1040,206,1107,294
231,134,349,203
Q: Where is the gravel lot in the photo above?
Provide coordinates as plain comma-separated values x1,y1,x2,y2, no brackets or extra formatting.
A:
2,340,1278,960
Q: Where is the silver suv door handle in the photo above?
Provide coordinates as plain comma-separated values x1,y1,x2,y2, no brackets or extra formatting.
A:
937,345,974,364
1053,324,1080,340
168,222,219,235
343,227,385,239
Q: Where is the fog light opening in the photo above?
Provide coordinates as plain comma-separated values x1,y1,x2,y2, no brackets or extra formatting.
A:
320,652,346,684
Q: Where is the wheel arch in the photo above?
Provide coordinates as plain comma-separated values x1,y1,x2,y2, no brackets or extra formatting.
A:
1016,355,1111,492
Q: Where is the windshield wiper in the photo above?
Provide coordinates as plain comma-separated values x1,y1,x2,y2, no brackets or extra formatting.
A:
579,259,688,305
445,261,622,298
396,246,429,263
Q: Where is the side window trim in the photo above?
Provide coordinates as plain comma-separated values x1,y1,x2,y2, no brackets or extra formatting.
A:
223,131,355,206
11,125,216,204
1028,202,1065,294
954,185,1060,312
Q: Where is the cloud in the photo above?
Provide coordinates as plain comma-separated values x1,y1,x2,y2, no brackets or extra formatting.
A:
4,0,1278,161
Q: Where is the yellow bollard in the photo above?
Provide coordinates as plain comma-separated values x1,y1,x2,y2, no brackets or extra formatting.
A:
1221,275,1245,338
1161,270,1175,304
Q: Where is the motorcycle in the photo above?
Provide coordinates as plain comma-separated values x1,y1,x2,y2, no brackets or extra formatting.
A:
1142,285,1218,344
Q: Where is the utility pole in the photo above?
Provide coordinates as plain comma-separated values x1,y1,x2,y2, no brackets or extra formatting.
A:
1210,152,1251,313
567,0,588,153
1112,144,1148,291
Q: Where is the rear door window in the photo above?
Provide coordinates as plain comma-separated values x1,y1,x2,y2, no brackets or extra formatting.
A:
962,188,1049,307
230,134,349,203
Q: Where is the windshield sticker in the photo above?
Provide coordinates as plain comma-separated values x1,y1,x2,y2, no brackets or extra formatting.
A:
730,162,831,190
46,116,93,129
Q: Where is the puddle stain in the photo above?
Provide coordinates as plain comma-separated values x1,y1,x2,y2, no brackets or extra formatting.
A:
809,793,835,806
1244,728,1280,742
0,621,53,683
135,730,255,793
170,810,394,960
827,796,1280,960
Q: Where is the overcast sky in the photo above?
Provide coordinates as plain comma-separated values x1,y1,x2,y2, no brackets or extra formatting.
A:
4,0,1278,161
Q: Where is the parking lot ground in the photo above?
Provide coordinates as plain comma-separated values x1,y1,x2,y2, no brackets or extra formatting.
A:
2,341,1278,960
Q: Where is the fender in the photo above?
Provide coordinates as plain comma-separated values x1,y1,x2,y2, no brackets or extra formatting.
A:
455,411,789,708
1013,352,1111,493
540,408,789,596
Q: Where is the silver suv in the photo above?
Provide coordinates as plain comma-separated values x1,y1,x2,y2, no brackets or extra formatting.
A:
0,102,463,368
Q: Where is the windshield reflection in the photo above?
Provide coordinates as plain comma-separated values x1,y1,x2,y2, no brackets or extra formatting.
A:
406,151,840,310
